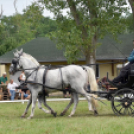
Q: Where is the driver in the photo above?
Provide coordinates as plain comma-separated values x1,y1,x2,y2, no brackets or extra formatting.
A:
109,40,134,85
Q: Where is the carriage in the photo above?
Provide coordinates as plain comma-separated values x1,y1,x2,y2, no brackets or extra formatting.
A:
88,64,134,116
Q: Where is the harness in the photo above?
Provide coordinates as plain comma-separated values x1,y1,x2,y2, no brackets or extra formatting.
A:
12,54,65,91
11,56,106,104
43,68,48,89
16,68,65,91
12,54,88,92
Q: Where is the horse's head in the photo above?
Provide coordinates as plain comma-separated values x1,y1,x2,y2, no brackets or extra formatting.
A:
9,49,23,75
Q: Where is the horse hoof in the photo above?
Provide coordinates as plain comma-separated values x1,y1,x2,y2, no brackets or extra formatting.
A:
51,111,57,117
60,113,64,116
60,111,66,116
20,115,25,118
53,112,57,117
27,116,32,119
94,110,98,116
68,115,72,117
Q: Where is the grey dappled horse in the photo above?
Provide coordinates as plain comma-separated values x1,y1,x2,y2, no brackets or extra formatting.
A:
9,49,98,119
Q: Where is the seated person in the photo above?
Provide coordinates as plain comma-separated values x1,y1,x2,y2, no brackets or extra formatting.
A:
0,72,8,84
19,89,30,100
18,71,30,100
0,88,3,100
109,40,134,85
19,71,26,82
7,79,18,100
63,86,71,98
0,72,8,93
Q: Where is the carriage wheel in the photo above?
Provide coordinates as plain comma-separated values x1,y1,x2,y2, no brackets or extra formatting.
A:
111,88,134,116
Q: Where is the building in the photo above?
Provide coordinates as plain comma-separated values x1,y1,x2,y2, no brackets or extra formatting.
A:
0,33,133,82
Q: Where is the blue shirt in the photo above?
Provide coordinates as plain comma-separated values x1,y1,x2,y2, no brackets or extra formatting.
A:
127,49,134,63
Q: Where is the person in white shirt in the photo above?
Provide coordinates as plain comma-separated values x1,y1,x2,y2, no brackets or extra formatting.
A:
19,71,26,81
19,71,30,100
7,79,18,100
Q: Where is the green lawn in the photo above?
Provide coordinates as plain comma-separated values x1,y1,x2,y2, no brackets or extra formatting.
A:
0,100,133,134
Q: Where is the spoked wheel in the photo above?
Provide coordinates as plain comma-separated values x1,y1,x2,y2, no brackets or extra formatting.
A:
111,88,134,116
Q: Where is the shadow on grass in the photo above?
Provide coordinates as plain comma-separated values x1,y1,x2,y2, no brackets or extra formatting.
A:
13,112,134,120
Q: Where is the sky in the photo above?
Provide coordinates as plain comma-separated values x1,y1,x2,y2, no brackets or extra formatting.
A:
0,0,132,18
0,0,55,17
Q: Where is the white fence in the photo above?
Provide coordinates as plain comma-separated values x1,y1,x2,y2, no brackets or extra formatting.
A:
0,97,87,103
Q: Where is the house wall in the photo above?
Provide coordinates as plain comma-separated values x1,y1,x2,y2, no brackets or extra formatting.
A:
0,64,6,76
5,64,10,80
98,60,123,81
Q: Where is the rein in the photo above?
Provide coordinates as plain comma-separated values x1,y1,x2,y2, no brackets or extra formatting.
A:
25,66,40,82
17,67,40,71
22,80,66,91
18,65,66,91
20,80,106,105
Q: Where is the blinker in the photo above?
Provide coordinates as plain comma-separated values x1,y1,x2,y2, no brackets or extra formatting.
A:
12,58,18,64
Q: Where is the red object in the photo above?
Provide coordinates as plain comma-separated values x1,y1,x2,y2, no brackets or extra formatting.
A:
100,77,111,90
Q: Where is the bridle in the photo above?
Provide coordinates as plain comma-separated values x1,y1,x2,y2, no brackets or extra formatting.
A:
11,52,40,72
11,52,41,83
11,52,23,72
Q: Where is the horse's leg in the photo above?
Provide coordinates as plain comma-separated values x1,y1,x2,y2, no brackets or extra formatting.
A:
27,91,38,119
84,92,98,115
75,87,98,115
90,94,98,115
43,98,57,117
21,95,32,118
68,93,79,117
37,95,51,114
60,93,74,116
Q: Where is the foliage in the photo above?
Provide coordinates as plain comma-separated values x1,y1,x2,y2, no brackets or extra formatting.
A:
0,2,57,56
40,0,129,64
127,0,134,31
125,13,134,33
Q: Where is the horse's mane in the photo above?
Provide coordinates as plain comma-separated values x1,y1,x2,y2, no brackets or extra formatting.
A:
23,53,40,66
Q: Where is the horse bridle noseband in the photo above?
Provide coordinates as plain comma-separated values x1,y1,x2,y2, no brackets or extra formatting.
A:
11,52,23,72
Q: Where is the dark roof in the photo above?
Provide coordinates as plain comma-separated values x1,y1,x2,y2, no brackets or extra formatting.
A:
0,33,133,64
96,33,134,60
0,37,66,63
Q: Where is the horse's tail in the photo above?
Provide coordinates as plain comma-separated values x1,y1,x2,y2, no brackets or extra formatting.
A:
84,66,98,107
85,66,98,91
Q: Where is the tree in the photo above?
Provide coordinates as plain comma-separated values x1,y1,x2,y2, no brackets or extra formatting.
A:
39,0,129,67
128,0,134,32
125,13,134,33
0,2,57,56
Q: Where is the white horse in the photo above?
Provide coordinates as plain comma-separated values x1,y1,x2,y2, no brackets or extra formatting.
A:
9,49,98,119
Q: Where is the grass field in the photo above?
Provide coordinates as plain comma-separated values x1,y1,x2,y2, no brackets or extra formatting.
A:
0,100,134,134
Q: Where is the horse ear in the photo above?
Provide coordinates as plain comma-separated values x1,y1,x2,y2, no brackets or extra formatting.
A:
13,51,19,57
20,48,23,53
16,49,19,53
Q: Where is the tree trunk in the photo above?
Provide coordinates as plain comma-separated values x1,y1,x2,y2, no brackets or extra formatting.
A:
67,0,97,70
85,34,97,71
85,52,96,68
0,5,3,19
